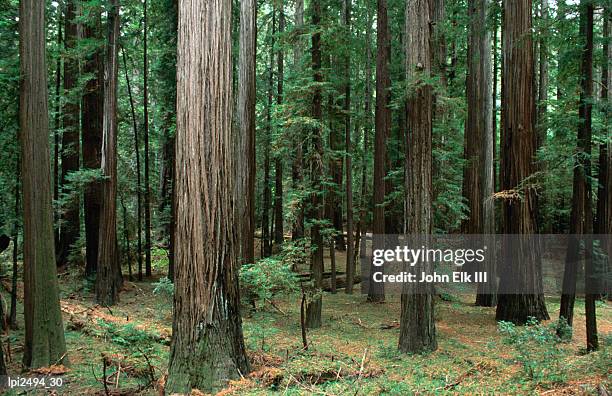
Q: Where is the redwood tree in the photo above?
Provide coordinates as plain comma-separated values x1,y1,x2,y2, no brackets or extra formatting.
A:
368,0,390,303
166,0,250,391
57,0,80,267
343,0,355,294
398,0,437,354
464,0,496,307
305,0,324,329
82,9,103,277
496,0,548,324
96,0,122,306
19,0,67,367
237,0,256,264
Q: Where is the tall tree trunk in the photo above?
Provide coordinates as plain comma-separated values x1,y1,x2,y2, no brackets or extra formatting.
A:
492,3,498,195
261,16,275,258
398,0,437,354
57,0,80,267
96,0,122,306
575,0,597,351
143,0,152,277
558,0,595,330
237,0,256,264
496,0,548,324
53,11,62,251
368,0,390,303
273,2,285,247
159,127,175,278
120,46,143,282
464,0,496,307
595,7,611,300
166,0,250,390
305,0,324,329
352,1,373,283
19,0,67,367
343,0,354,294
82,9,103,278
290,0,305,241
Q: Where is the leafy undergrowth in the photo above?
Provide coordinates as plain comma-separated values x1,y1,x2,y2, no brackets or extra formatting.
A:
0,258,610,395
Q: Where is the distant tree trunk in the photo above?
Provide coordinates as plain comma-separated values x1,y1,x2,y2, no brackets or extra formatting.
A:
352,2,373,283
273,2,285,247
574,0,597,351
492,5,498,194
57,0,80,267
159,127,175,279
261,16,275,258
96,0,122,306
464,0,496,307
19,0,68,367
290,0,305,241
368,0,390,303
143,0,152,278
10,161,19,329
558,1,595,330
432,0,447,88
398,0,437,354
120,196,133,281
166,0,250,390
537,0,548,147
237,0,256,264
595,7,611,300
82,9,103,278
496,0,549,324
343,0,355,294
120,46,143,282
53,12,62,250
305,0,324,329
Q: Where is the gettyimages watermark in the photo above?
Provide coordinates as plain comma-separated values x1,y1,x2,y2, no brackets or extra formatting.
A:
360,234,612,296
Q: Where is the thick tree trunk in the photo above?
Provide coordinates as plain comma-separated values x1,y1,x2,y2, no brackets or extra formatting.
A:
57,0,80,267
368,0,390,303
343,0,355,294
399,0,437,354
166,0,250,390
305,0,324,329
237,0,256,264
464,0,496,307
82,9,104,278
19,0,67,367
143,0,152,278
96,0,122,306
496,0,548,324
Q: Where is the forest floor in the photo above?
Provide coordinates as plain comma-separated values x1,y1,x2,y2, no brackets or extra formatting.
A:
0,247,611,395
